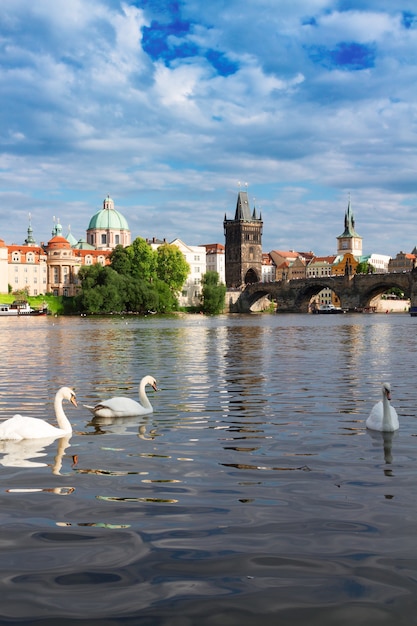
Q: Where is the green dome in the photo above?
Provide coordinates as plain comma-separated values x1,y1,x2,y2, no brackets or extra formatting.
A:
88,197,129,231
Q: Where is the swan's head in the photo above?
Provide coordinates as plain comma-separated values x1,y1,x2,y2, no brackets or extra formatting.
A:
148,376,158,392
382,382,391,400
60,387,78,407
140,375,158,392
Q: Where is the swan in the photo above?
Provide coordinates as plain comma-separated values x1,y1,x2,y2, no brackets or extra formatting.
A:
0,387,77,441
84,375,158,418
366,382,399,432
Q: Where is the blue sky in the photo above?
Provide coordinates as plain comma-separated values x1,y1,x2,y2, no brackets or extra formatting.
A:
0,0,416,256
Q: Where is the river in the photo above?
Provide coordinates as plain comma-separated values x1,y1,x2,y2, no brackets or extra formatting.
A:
0,312,416,625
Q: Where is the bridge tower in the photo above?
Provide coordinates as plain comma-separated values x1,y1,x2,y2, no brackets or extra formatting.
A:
223,190,263,288
337,199,362,257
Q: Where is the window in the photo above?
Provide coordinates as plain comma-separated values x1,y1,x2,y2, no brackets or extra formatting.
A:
115,235,120,245
101,234,107,244
12,252,20,263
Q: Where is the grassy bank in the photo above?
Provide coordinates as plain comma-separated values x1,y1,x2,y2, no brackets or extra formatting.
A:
0,294,65,315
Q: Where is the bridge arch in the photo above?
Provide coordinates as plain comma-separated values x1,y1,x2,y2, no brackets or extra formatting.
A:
234,271,415,313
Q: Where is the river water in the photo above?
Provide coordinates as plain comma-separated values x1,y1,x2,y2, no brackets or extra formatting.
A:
0,312,416,625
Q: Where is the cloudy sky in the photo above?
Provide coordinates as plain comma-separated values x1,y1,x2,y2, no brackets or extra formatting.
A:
0,0,416,256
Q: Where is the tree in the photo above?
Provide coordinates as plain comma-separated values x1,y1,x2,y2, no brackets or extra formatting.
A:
201,271,226,314
76,265,125,313
109,245,132,275
155,244,190,294
129,237,157,281
356,261,375,274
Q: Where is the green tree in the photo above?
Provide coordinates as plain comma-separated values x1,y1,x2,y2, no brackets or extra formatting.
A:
155,244,190,294
129,237,157,281
356,261,375,274
109,245,132,275
201,271,226,314
76,265,124,313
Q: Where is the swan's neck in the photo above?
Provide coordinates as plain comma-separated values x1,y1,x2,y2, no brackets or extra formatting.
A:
139,380,152,409
382,393,392,428
54,393,72,433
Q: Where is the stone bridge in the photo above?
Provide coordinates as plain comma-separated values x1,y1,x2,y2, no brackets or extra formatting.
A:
232,271,417,313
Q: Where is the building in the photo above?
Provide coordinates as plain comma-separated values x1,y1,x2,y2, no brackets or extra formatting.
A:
364,253,391,273
148,237,207,307
86,195,131,250
223,190,263,288
203,243,225,285
169,239,206,307
0,239,9,293
261,253,276,282
6,222,48,296
337,200,362,257
388,251,416,273
306,256,337,307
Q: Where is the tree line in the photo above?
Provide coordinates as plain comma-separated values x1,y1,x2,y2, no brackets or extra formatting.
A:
74,238,226,315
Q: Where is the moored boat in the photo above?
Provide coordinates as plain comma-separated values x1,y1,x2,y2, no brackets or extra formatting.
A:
0,301,48,316
317,304,345,314
0,304,19,316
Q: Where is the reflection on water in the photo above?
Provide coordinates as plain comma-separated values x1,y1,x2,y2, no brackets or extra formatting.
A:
0,313,417,624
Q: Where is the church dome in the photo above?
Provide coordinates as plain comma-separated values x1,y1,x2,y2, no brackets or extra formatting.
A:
88,195,129,231
47,236,72,250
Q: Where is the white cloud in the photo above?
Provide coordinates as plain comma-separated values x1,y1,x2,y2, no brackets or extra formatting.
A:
0,0,416,258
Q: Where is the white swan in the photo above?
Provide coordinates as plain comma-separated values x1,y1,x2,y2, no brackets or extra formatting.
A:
366,382,399,432
0,387,77,441
84,375,157,418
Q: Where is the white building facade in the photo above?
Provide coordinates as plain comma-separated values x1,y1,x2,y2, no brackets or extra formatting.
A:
170,238,207,307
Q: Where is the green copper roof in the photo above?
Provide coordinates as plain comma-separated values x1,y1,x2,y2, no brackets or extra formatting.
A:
88,196,129,231
337,201,361,239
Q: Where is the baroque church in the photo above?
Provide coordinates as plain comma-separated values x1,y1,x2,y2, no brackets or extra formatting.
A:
0,196,131,296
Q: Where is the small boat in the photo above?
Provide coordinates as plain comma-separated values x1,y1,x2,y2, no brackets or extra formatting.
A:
0,301,48,316
317,304,345,314
410,306,417,317
0,304,19,316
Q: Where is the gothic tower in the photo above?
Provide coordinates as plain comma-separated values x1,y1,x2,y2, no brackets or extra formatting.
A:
224,190,263,288
336,199,362,256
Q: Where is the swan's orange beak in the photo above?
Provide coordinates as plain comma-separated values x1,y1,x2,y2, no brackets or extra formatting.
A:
152,381,158,392
71,395,78,407
385,389,391,401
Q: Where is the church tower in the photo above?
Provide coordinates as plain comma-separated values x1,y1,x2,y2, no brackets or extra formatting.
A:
224,190,263,288
336,199,362,257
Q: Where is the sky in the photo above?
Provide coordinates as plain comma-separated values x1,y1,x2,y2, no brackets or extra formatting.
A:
0,0,416,257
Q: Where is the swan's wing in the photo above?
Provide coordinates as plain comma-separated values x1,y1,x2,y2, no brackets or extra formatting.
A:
389,405,400,429
90,397,151,417
0,415,64,440
366,401,383,429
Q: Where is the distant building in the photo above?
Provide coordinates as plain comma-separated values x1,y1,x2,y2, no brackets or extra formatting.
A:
148,237,207,307
363,253,391,273
261,253,276,282
337,200,362,257
87,195,131,250
0,239,7,293
388,251,416,273
307,256,337,278
203,243,225,285
7,222,48,296
224,190,263,288
307,256,338,307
